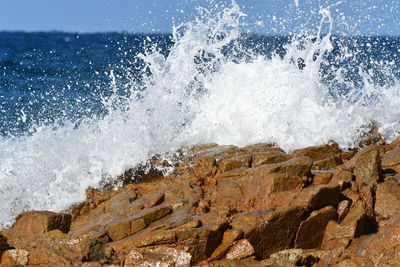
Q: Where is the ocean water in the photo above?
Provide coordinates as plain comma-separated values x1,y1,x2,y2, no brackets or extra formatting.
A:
1,2,400,228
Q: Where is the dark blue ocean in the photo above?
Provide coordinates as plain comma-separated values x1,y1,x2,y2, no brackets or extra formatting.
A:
1,32,400,137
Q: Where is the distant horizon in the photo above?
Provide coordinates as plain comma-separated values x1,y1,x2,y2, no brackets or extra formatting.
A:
1,0,399,36
1,30,399,38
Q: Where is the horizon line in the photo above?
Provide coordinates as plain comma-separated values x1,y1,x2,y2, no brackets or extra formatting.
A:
1,30,399,38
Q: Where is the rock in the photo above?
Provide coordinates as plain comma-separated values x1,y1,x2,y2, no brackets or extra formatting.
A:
329,166,353,189
345,145,381,187
340,201,368,237
268,249,330,267
321,221,354,250
313,172,333,185
240,143,281,154
337,200,352,223
251,151,289,167
312,157,343,170
3,211,71,248
291,143,340,161
254,156,313,177
209,229,243,260
375,182,400,219
230,206,304,259
382,149,400,172
26,249,71,266
0,249,29,266
124,247,192,267
216,155,251,174
294,206,338,249
106,204,172,241
193,145,240,177
225,239,255,260
0,234,11,257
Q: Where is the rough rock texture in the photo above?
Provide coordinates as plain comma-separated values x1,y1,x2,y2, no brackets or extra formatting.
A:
2,140,400,266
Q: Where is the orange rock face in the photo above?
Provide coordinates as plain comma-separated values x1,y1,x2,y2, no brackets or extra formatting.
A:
1,140,400,266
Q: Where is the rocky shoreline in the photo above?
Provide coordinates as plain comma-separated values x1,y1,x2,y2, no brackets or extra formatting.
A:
2,134,400,266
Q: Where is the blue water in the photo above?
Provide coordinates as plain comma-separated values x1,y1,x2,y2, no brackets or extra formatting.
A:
1,32,400,137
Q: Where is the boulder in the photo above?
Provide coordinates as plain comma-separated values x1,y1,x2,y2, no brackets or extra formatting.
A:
381,149,400,172
225,239,255,260
312,157,343,170
291,143,340,161
313,172,333,185
345,145,381,187
251,151,289,167
374,182,400,219
230,206,304,259
294,206,338,249
3,211,71,248
267,249,330,267
0,249,29,266
254,157,313,177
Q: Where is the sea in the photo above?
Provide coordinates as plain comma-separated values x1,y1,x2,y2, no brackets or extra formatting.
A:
0,2,400,228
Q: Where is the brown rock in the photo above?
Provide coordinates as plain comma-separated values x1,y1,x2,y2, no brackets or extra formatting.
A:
291,143,340,161
0,249,29,266
313,172,334,185
254,156,313,177
3,211,71,248
251,151,289,167
240,143,282,154
225,239,255,260
313,157,343,170
345,145,381,187
294,206,338,249
27,249,71,266
230,206,304,259
340,201,367,237
216,155,251,174
193,145,240,177
329,166,353,189
337,200,352,223
106,204,172,241
321,221,354,250
268,249,330,267
124,247,192,267
382,149,400,172
375,182,400,219
209,229,243,260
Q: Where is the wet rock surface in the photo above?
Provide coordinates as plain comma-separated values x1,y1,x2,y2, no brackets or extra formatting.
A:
2,140,400,266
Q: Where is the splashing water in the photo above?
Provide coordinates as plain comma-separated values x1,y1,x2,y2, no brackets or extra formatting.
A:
0,1,400,228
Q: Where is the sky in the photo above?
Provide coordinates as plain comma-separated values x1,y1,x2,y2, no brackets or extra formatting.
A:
0,0,399,35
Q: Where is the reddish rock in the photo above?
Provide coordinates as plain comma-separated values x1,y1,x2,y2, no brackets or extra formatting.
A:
321,221,354,250
267,249,330,267
294,206,338,249
216,155,251,174
313,172,334,185
124,247,192,266
375,182,400,219
329,166,353,189
345,145,381,187
2,211,71,248
291,143,340,161
312,156,343,170
240,143,282,154
251,151,289,167
254,156,313,177
337,200,352,223
209,229,243,260
381,149,400,172
340,201,368,237
225,239,255,260
230,206,304,259
0,249,29,266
